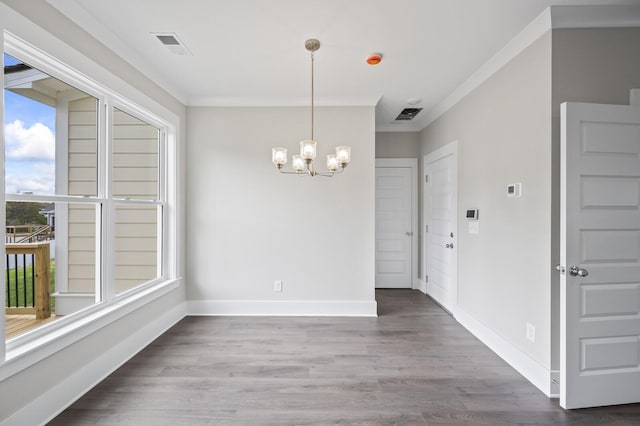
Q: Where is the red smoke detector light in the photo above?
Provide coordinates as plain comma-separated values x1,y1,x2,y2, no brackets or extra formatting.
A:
366,53,382,65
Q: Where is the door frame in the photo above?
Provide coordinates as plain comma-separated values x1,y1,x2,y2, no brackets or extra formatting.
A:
423,141,458,313
375,158,418,289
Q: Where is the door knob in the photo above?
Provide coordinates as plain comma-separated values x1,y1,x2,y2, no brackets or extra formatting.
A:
445,243,454,249
405,231,413,237
569,266,588,277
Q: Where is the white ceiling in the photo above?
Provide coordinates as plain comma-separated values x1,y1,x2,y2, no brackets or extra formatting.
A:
47,0,640,132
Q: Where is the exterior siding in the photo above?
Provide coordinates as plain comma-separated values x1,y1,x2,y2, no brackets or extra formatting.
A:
65,103,159,295
112,109,159,293
66,97,97,293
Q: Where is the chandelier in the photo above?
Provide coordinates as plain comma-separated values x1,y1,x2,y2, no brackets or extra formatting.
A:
271,39,351,176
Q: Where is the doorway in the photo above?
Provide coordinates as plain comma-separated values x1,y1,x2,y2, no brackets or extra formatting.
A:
423,141,458,314
375,158,418,289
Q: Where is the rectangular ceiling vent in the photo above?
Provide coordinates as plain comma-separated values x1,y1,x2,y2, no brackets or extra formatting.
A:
395,108,423,121
151,32,192,56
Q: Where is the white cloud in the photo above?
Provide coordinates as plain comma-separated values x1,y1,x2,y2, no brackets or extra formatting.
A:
5,120,55,160
5,169,55,195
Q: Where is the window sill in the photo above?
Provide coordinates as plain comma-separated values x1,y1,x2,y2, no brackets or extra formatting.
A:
0,278,182,382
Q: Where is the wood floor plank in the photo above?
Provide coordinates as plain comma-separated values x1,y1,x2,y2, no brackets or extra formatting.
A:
49,290,640,425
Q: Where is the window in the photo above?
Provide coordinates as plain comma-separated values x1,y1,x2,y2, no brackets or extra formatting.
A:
3,42,174,345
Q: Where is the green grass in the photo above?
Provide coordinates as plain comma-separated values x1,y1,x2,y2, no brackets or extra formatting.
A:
5,260,55,312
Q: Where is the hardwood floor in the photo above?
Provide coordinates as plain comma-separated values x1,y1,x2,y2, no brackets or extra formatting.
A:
50,290,640,425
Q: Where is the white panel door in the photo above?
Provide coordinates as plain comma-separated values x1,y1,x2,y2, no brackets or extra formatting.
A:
425,144,457,312
375,167,412,288
561,102,640,409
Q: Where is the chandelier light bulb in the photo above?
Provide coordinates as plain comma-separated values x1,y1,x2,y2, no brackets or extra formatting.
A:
300,140,317,160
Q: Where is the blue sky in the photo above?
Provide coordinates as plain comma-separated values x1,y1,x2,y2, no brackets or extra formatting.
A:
4,53,56,195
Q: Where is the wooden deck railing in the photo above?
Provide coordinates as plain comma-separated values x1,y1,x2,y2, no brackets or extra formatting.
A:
5,243,51,319
6,225,54,243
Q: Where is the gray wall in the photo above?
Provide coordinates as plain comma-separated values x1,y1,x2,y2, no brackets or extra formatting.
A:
376,132,420,158
186,106,376,304
549,27,640,371
418,32,553,369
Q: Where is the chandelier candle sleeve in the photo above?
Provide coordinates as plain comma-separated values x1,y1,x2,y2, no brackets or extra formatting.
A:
292,155,305,172
272,147,287,167
300,140,317,160
327,154,339,172
336,146,351,165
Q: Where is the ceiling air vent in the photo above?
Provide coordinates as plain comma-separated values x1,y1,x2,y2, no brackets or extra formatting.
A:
151,32,192,56
395,108,423,121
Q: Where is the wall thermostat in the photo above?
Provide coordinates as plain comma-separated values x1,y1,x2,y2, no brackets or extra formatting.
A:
466,209,479,220
507,183,522,198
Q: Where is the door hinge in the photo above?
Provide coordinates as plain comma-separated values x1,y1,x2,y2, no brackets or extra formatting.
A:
425,174,429,183
425,225,428,232
425,275,429,283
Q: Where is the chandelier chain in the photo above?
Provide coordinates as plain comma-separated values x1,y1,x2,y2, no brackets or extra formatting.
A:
311,51,314,141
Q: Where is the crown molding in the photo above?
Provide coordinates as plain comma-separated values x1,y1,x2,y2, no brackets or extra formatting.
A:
188,95,382,107
46,0,189,105
550,5,640,29
417,5,640,132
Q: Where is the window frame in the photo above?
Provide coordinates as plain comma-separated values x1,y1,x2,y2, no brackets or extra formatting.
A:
0,32,180,374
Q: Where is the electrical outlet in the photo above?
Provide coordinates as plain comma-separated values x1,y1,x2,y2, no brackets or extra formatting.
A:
274,280,283,292
526,322,536,343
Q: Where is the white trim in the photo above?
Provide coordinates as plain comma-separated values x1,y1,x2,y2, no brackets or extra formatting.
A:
550,5,640,29
455,307,553,397
46,0,188,105
375,158,419,289
415,9,552,131
189,95,382,107
413,277,427,294
0,302,186,426
187,300,378,317
409,5,640,132
1,279,181,381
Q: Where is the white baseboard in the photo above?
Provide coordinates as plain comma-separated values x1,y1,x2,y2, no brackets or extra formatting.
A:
187,300,378,317
413,278,427,294
454,308,552,397
2,303,186,426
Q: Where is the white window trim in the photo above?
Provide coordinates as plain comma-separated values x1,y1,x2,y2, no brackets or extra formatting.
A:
1,32,181,375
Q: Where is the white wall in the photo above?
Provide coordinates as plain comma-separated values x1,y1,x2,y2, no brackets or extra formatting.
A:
418,32,553,377
0,1,186,423
186,106,376,315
